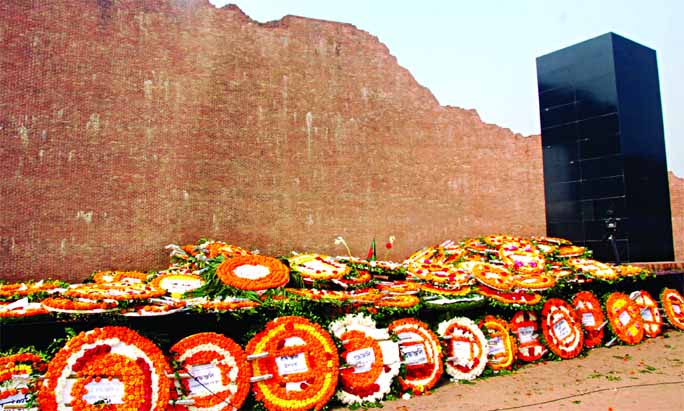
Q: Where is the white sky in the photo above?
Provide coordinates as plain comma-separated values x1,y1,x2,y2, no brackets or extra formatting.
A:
208,0,683,176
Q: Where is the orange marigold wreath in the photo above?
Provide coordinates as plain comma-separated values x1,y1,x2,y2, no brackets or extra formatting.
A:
388,318,443,394
246,316,339,411
660,288,684,331
216,255,289,291
629,290,663,338
480,315,517,370
605,292,644,345
572,291,605,348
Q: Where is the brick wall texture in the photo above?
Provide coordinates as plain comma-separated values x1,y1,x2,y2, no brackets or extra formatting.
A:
0,1,678,281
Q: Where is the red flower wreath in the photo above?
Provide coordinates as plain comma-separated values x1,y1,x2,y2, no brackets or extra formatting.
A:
388,318,443,394
509,311,546,362
246,316,339,411
630,290,663,338
170,332,251,411
605,292,644,345
572,291,606,348
660,288,684,331
541,299,584,359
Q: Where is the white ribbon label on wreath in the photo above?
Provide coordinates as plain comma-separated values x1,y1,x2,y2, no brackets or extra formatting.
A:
276,353,308,376
346,347,375,374
83,378,125,405
673,305,682,314
581,312,596,328
379,340,401,365
553,319,572,340
487,337,505,355
517,326,535,343
0,392,29,408
451,340,472,365
618,311,632,327
400,343,428,365
188,364,224,396
641,307,654,322
61,378,75,405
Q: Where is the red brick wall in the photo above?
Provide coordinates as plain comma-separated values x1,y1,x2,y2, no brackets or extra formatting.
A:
9,1,682,280
670,172,684,260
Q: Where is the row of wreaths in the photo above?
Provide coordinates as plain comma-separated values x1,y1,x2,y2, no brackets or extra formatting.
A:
1,287,684,411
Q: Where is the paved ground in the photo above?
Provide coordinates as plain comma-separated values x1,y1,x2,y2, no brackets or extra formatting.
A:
337,329,684,411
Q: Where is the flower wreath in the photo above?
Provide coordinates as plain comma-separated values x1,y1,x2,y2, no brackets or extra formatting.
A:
513,272,556,291
420,282,472,297
65,282,166,302
374,294,420,309
437,317,488,380
475,286,543,306
557,245,587,258
541,299,584,359
285,288,350,302
660,288,684,331
376,281,421,295
567,259,618,281
472,263,515,291
479,316,517,370
605,292,644,345
39,326,172,411
216,255,289,291
203,242,253,259
0,352,46,386
0,300,48,318
614,265,650,278
572,291,605,348
336,270,372,287
328,314,399,405
0,280,63,299
170,332,251,411
509,311,545,362
200,297,261,312
92,271,150,284
245,316,339,411
499,240,546,276
288,254,350,282
41,297,118,313
629,290,663,338
149,273,205,298
407,260,470,285
388,318,443,394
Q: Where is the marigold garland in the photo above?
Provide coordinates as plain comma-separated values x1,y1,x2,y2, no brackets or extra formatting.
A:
374,294,420,309
200,298,261,312
285,288,350,302
419,283,472,297
0,281,63,299
499,240,546,275
660,288,684,331
509,311,545,362
557,245,587,257
388,318,443,394
38,326,172,411
0,301,48,318
328,314,399,405
572,291,605,348
170,332,251,411
288,254,350,281
475,286,543,306
605,292,644,345
568,259,618,281
479,316,516,370
541,299,583,359
65,283,165,302
437,317,488,380
204,242,253,259
472,263,515,291
41,297,118,313
216,255,289,291
149,274,205,297
629,290,663,338
92,271,150,284
245,316,339,411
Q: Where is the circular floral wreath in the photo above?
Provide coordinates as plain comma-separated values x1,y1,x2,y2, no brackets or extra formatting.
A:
475,286,543,306
0,352,46,386
604,292,644,345
509,311,545,362
0,300,49,318
513,272,557,291
288,254,350,282
568,259,618,281
629,290,663,338
150,273,205,298
328,314,399,405
216,255,290,291
92,271,150,284
41,297,118,313
0,281,63,299
170,332,251,411
472,263,515,291
245,316,339,411
499,240,546,275
572,291,605,348
437,317,488,380
388,318,443,394
660,288,684,331
479,315,517,370
65,282,165,302
38,326,172,411
541,299,584,359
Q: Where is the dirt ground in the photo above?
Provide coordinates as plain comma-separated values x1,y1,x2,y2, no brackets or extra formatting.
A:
338,330,684,411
